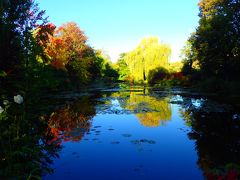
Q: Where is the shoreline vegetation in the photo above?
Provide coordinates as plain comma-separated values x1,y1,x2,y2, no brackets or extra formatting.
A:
0,0,240,179
1,1,239,97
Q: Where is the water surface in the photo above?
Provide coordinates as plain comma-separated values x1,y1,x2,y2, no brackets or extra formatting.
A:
42,86,240,179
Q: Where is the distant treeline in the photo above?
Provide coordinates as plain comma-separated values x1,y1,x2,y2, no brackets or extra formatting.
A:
1,0,240,95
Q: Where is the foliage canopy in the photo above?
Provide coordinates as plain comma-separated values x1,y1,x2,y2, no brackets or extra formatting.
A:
117,37,171,83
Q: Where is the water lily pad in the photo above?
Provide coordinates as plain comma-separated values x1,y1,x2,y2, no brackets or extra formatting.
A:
122,134,132,137
111,141,120,144
131,139,156,145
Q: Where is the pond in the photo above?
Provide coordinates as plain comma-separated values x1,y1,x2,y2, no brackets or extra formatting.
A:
1,85,240,179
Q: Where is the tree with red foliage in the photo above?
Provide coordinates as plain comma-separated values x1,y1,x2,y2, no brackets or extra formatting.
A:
45,22,98,83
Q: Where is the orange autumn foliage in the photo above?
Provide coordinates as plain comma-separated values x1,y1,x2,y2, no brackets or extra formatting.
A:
45,22,92,69
46,98,96,144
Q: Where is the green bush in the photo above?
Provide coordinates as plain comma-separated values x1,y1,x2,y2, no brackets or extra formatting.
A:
148,67,169,85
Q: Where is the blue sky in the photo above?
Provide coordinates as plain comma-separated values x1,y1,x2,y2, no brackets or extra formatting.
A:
37,0,200,62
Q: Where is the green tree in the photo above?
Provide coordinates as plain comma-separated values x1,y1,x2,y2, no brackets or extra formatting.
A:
184,0,240,79
123,37,171,82
0,0,46,74
147,67,169,84
116,53,130,80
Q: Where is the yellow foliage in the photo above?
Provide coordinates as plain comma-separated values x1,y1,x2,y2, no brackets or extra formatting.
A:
169,61,184,72
124,37,171,82
111,88,172,127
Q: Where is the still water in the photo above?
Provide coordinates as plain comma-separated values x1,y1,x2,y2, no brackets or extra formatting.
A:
3,85,239,179
40,85,240,179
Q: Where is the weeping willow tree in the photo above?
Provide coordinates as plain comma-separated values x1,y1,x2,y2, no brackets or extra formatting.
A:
124,37,171,82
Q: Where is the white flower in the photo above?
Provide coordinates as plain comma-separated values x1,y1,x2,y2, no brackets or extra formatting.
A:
0,106,4,114
14,95,24,104
3,100,9,106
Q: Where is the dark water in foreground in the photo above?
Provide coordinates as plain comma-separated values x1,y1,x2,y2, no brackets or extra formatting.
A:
42,86,240,179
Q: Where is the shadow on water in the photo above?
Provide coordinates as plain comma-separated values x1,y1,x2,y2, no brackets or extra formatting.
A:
178,96,240,179
1,84,240,179
0,92,101,179
0,101,62,179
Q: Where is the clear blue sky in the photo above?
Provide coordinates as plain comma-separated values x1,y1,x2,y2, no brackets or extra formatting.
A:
37,0,200,62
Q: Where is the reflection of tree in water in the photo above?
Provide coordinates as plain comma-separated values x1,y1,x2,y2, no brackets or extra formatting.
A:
136,112,169,127
119,90,172,127
0,103,61,179
180,99,240,179
47,96,96,143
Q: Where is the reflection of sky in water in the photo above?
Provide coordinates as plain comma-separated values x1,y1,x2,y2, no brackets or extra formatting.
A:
191,98,205,109
44,94,203,180
171,95,184,103
110,99,123,111
171,95,206,110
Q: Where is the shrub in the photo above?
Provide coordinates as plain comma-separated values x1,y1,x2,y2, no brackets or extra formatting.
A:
148,67,169,85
